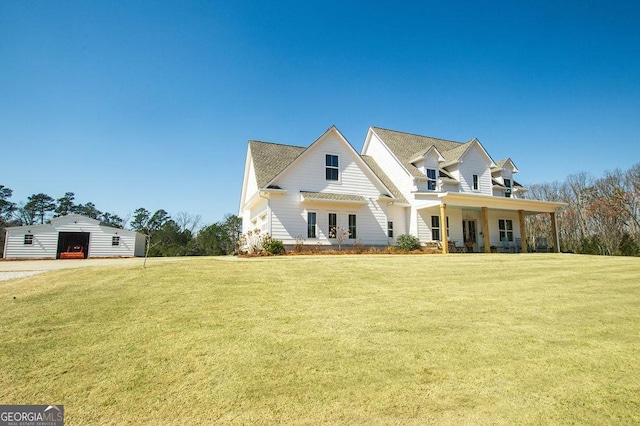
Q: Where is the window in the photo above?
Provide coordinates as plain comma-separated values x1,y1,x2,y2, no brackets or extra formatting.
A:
431,216,440,241
446,216,450,238
326,154,339,181
112,236,120,246
426,168,437,190
328,213,337,238
499,219,514,242
387,221,394,238
348,214,357,239
431,216,449,241
504,178,512,198
24,234,33,245
307,212,317,238
472,174,479,191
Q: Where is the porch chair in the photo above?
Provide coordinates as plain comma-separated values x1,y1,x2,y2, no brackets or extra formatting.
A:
448,241,464,253
535,237,549,253
515,237,522,253
501,238,513,253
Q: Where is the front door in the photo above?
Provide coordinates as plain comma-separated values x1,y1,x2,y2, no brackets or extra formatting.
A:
462,220,477,252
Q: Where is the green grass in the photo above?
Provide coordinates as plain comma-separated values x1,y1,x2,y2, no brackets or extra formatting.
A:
1,254,639,425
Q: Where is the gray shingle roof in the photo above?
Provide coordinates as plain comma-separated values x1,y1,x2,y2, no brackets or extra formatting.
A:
300,191,367,203
495,158,509,169
371,127,474,178
441,140,476,162
361,155,409,204
249,140,305,188
250,139,404,204
494,158,519,172
439,168,458,181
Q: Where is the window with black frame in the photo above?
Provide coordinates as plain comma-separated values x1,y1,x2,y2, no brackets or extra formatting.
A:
328,213,337,238
348,214,356,239
427,168,437,190
499,219,514,241
325,155,339,181
431,216,440,241
307,212,317,238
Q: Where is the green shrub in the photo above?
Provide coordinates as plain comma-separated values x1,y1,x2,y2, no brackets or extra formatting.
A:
396,234,421,252
618,233,639,256
578,235,603,255
266,239,285,255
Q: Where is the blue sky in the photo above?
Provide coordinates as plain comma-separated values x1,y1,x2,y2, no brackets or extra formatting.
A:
2,1,639,226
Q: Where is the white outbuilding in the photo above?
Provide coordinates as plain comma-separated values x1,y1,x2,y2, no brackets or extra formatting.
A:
2,214,146,259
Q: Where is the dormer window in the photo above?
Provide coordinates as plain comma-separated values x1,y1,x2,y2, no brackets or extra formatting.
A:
326,155,339,181
504,179,512,197
426,168,437,190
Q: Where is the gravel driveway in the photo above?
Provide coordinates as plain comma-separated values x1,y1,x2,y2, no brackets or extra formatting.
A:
0,257,194,281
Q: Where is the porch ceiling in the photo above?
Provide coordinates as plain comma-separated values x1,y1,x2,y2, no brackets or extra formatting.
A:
436,192,566,214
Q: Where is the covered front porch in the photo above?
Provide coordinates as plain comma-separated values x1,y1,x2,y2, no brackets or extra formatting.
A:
416,192,566,254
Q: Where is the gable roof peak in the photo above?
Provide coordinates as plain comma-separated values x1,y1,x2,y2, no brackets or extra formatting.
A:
248,140,306,188
494,157,519,173
371,126,464,145
370,126,469,178
249,139,304,149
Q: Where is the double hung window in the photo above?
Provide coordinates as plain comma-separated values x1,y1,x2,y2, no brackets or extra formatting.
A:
307,212,317,238
431,216,449,241
499,219,514,242
426,168,437,191
326,155,339,181
328,213,337,238
431,216,440,241
504,179,512,197
348,214,357,239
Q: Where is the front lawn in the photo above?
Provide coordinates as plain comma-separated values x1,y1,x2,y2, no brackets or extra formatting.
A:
1,254,638,424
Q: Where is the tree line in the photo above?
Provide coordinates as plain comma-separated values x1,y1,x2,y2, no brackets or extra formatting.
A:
525,162,640,256
0,188,241,257
3,162,640,258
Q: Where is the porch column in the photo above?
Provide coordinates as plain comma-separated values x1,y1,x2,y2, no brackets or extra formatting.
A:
440,203,448,254
482,207,491,253
518,210,528,253
550,212,560,253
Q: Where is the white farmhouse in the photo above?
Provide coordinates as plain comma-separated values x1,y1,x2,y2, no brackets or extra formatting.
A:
3,214,146,259
239,126,566,253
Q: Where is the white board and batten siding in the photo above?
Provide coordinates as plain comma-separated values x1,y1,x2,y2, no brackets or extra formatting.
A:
3,214,145,259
